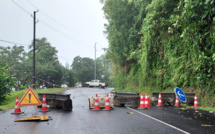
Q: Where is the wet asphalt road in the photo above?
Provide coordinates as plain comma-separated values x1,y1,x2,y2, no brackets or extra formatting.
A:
0,87,215,134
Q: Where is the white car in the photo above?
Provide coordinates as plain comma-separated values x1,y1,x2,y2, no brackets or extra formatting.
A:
86,80,108,88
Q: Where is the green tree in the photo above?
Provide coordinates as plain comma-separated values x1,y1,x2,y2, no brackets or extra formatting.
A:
0,46,29,90
101,0,150,89
71,55,112,86
71,56,94,85
96,54,113,86
67,69,76,87
102,0,142,68
0,63,14,104
0,38,74,89
28,37,64,88
101,0,215,94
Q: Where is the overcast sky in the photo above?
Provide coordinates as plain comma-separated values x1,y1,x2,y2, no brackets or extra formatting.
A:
0,0,108,66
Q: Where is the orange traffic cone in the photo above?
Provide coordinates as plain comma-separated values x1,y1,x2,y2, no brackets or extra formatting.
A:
104,94,112,110
145,93,149,108
174,96,180,107
157,93,162,106
40,94,49,112
138,93,145,109
11,96,23,114
194,94,198,107
148,96,151,107
93,94,100,110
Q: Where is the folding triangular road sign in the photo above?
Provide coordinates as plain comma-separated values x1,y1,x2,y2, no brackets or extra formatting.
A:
18,88,42,106
14,115,41,122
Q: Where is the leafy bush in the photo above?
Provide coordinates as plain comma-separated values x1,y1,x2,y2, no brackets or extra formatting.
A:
0,63,14,104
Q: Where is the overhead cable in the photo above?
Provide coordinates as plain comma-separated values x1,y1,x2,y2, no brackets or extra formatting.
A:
0,39,29,46
11,0,31,16
39,20,93,49
27,0,96,43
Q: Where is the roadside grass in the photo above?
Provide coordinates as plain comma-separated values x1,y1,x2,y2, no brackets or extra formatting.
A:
0,87,70,110
194,107,215,112
180,105,215,112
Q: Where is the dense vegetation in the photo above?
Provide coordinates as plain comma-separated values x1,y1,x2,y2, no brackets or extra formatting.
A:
0,63,14,104
101,0,215,106
0,37,112,92
71,55,112,86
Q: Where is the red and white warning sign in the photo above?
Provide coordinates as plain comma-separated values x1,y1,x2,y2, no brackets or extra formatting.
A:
17,88,42,106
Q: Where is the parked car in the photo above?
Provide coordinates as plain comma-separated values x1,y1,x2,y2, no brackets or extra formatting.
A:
86,80,108,88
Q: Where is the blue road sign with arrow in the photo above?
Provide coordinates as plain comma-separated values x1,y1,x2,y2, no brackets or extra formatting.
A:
174,87,186,102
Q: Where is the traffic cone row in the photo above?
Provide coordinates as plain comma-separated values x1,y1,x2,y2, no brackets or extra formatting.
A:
92,93,113,111
138,93,150,109
92,93,199,110
137,92,182,107
11,96,23,114
12,92,199,115
194,94,198,107
154,93,199,107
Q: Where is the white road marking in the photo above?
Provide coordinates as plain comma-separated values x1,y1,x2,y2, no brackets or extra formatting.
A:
127,107,190,134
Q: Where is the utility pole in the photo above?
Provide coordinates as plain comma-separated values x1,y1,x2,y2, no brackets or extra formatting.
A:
32,11,38,89
94,43,97,80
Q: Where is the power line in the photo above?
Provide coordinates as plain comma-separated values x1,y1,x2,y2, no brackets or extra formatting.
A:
11,0,85,46
95,42,108,50
13,0,107,51
58,56,73,62
38,19,94,47
11,0,31,16
0,39,74,63
39,20,93,49
11,0,90,48
0,39,29,46
26,0,38,10
10,0,106,55
26,0,96,49
26,0,96,43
